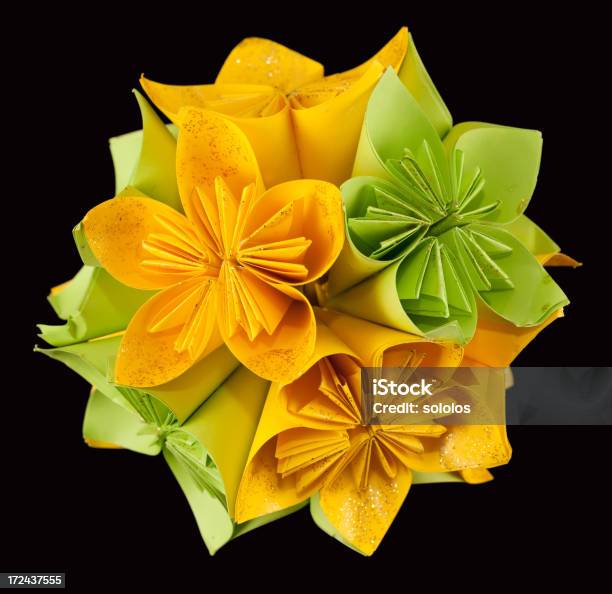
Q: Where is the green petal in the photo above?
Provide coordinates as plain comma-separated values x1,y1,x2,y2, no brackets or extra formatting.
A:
35,335,128,411
180,366,269,520
326,177,403,297
411,471,464,484
469,224,569,325
163,446,235,555
398,33,452,139
83,388,161,455
504,214,561,258
109,90,182,211
354,68,447,182
37,266,153,347
444,122,542,224
327,249,476,344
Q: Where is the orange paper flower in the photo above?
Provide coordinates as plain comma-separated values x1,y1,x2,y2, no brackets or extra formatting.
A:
76,108,344,387
235,310,511,554
141,28,408,186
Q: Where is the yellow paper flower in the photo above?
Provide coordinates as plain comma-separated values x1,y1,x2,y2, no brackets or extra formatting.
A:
76,108,344,387
141,28,408,187
235,310,511,555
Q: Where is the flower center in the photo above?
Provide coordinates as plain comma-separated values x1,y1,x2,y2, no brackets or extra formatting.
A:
347,140,500,262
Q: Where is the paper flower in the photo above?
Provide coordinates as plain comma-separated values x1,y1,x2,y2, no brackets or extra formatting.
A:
235,309,510,555
326,69,569,345
141,29,423,186
74,106,344,387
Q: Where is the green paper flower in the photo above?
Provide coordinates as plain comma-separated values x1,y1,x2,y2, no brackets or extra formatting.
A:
327,68,568,343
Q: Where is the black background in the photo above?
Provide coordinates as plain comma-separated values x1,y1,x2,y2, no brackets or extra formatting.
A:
7,6,610,588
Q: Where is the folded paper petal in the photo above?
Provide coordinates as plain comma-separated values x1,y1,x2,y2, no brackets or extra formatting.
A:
505,215,581,267
35,334,127,408
325,176,406,296
115,278,223,387
398,32,452,138
315,308,463,368
464,225,568,326
84,388,161,455
289,25,411,184
79,349,305,555
175,106,264,216
319,459,412,555
354,67,446,181
219,103,300,187
327,256,477,343
464,306,564,367
109,90,181,211
291,63,384,184
219,283,316,384
416,425,512,473
141,78,299,188
242,179,344,284
37,266,153,346
216,37,324,92
443,122,542,224
78,195,209,291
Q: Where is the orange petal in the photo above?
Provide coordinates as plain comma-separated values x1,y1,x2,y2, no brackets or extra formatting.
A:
538,252,582,267
80,195,212,290
416,425,511,473
142,76,300,188
235,437,308,523
289,28,408,184
216,37,324,93
464,305,565,367
320,461,412,555
141,77,286,120
460,468,494,484
175,107,264,221
115,278,222,387
241,179,344,284
218,281,315,383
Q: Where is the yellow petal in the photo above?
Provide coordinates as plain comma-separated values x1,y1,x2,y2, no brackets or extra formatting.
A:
115,278,222,387
538,252,582,267
81,195,212,290
315,308,463,368
84,437,123,449
235,326,359,522
218,282,315,383
290,63,383,184
216,37,324,93
175,107,264,220
460,468,494,484
416,425,511,473
438,425,512,471
320,461,412,556
289,28,408,184
464,305,564,367
142,76,300,188
235,437,308,523
225,105,302,186
241,179,344,284
142,77,280,119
